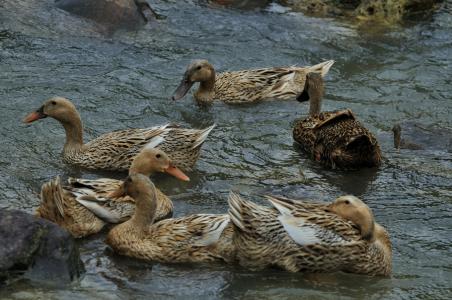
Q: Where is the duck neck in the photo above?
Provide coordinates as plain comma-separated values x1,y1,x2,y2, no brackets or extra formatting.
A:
195,70,215,105
130,189,157,231
128,163,154,177
61,113,84,154
393,130,401,149
308,76,323,116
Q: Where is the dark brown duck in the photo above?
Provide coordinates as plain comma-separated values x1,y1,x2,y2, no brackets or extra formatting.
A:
292,73,382,169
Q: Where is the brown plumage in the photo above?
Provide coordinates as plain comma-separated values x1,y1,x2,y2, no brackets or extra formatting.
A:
23,97,215,171
106,174,235,264
172,59,335,105
228,193,392,276
293,73,382,169
36,148,189,238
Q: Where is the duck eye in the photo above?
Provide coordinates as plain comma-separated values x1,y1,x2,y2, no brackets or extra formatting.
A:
156,154,161,159
196,66,202,70
344,200,350,204
51,101,57,105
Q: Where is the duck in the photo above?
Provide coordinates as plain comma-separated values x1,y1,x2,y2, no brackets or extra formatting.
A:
23,97,215,171
292,72,382,169
105,173,235,264
228,193,392,276
36,147,189,238
171,59,335,106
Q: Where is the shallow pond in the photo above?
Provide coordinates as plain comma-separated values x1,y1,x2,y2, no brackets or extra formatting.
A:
1,0,451,299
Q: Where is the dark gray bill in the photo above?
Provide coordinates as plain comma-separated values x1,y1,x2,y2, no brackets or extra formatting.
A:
172,78,194,101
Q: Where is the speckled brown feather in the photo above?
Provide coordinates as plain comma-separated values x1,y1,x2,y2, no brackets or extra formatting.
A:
292,73,381,169
65,124,215,172
293,110,382,169
106,174,235,264
228,193,392,276
36,176,173,238
177,60,334,105
106,214,235,264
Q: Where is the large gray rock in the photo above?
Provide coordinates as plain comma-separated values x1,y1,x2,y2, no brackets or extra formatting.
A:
278,0,443,23
0,209,84,283
55,0,156,29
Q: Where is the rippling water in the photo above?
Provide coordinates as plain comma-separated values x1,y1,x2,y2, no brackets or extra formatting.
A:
1,0,452,298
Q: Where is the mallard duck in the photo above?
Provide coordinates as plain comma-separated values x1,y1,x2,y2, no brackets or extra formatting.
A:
23,97,215,171
36,147,189,238
105,173,235,264
292,73,381,169
171,59,335,105
228,193,392,276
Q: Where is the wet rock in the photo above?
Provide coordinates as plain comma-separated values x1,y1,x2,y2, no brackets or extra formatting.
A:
209,0,272,10
0,209,84,283
278,0,443,23
55,0,156,29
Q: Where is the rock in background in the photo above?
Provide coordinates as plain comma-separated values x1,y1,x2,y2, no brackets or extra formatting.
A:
278,0,443,23
0,209,84,284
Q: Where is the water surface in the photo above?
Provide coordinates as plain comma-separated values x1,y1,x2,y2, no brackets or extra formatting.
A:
1,0,451,299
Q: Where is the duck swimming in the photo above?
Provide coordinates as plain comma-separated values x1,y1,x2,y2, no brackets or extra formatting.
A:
36,147,189,238
172,59,334,105
105,173,235,264
23,97,215,171
228,193,392,276
292,73,382,169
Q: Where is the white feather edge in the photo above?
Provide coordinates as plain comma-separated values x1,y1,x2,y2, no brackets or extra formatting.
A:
268,197,323,246
192,124,216,150
76,198,122,223
193,215,230,247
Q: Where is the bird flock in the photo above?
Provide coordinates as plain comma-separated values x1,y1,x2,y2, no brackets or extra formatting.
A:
24,59,392,277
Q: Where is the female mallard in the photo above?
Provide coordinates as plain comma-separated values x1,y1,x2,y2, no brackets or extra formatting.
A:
23,97,215,171
106,173,235,264
228,193,392,276
36,147,189,238
293,73,381,169
172,59,335,105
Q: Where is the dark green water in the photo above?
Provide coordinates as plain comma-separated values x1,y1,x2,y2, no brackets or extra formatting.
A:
1,0,451,299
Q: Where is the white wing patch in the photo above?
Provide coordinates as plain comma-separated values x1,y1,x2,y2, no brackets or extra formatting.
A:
193,215,230,247
75,194,122,223
278,214,323,246
145,135,165,150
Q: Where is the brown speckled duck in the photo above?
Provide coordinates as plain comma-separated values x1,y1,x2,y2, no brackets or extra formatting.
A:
293,73,381,169
106,174,235,264
23,97,215,171
36,147,189,238
172,59,335,105
228,193,392,276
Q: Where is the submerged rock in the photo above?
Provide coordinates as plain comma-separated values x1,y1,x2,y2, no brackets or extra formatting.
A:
0,209,84,283
55,0,156,29
278,0,443,24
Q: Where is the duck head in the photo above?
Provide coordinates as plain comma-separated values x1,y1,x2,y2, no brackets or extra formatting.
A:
129,147,190,181
326,195,375,241
23,97,80,124
172,59,215,101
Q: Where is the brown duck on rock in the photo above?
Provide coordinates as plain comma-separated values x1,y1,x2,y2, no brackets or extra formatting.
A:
292,73,381,169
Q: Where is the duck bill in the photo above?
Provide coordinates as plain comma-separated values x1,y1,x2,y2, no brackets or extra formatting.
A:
23,106,47,123
165,165,190,181
172,77,194,101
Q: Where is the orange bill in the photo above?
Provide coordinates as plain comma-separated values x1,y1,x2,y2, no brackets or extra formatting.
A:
23,110,46,123
165,165,190,181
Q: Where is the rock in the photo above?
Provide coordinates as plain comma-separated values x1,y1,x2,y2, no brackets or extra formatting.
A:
55,0,155,29
278,0,443,24
0,209,84,283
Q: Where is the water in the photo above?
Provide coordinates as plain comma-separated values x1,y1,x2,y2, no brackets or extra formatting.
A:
1,0,452,298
